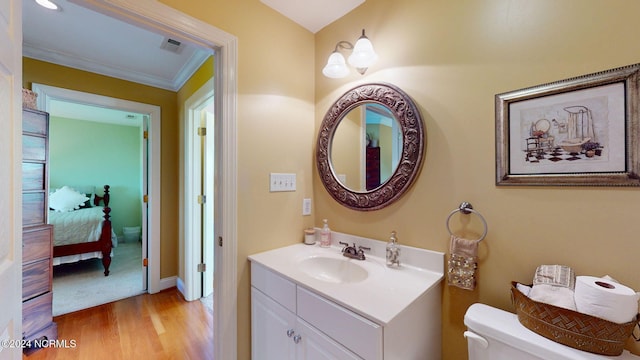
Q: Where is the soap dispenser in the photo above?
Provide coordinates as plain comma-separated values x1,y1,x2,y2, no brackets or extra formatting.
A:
386,230,400,267
320,219,331,247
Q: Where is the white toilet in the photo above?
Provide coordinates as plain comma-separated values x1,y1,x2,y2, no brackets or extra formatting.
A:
464,303,640,360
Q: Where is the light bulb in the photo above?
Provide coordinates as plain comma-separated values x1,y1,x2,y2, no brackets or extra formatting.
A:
348,36,378,70
322,52,350,79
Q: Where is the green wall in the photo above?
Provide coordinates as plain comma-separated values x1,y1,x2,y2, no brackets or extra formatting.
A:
49,116,142,238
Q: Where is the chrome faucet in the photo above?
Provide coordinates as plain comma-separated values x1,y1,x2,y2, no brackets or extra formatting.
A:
339,242,370,260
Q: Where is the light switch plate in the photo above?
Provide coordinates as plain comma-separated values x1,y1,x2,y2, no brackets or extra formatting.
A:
270,173,296,192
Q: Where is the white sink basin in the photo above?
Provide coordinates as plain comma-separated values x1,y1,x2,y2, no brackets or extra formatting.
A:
298,256,368,283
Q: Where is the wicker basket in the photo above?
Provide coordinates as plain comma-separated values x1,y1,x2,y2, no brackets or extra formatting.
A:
511,282,639,356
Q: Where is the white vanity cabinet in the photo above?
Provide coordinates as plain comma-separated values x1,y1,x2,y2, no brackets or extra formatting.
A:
249,241,444,360
252,288,362,360
251,263,369,359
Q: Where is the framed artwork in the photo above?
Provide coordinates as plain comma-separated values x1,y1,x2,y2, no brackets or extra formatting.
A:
495,63,640,186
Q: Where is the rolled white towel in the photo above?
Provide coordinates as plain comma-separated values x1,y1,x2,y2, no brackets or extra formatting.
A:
517,283,532,297
528,284,577,311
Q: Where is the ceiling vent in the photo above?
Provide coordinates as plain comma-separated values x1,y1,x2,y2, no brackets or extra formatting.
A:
160,37,184,54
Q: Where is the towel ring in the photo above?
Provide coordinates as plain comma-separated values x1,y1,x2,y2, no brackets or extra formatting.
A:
445,202,488,242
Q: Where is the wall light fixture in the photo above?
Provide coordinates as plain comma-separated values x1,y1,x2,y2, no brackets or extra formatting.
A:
322,29,378,79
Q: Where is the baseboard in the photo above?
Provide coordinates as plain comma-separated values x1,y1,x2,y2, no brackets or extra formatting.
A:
159,276,177,291
176,277,185,297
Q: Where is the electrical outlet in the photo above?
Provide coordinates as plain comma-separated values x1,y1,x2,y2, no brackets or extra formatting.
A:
302,198,312,215
270,173,296,192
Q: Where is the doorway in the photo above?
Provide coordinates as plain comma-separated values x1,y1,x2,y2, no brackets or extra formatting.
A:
29,2,240,359
184,78,215,301
33,83,161,296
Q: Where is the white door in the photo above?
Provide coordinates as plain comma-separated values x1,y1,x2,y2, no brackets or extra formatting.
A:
0,0,24,358
203,109,215,297
184,78,215,301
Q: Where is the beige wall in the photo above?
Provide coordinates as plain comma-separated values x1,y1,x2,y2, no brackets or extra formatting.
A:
315,1,640,359
158,1,316,359
61,0,640,358
332,107,363,189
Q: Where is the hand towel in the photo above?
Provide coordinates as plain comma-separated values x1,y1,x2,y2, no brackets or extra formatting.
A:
533,264,575,289
447,235,478,291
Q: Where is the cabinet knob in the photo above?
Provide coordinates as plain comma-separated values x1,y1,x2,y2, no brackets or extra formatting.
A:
293,334,302,344
286,329,295,337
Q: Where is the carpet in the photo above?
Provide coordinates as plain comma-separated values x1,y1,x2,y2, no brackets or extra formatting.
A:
52,241,145,316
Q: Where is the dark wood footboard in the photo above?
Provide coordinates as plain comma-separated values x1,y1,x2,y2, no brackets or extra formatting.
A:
52,185,112,276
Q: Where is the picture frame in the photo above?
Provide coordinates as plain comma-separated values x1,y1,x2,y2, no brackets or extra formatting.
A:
495,63,640,186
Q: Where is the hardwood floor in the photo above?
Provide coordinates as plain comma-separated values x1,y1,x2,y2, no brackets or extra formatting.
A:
23,288,214,360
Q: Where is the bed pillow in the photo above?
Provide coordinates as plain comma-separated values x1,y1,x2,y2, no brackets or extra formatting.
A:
78,193,94,208
66,185,95,208
49,186,90,212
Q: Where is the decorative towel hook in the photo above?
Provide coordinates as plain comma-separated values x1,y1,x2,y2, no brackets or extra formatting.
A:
446,202,488,242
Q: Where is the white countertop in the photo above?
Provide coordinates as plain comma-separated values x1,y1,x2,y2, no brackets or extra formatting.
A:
248,236,444,325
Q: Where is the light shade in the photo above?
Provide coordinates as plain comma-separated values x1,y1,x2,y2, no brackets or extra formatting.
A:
35,0,60,10
323,29,378,79
322,51,350,79
347,35,378,72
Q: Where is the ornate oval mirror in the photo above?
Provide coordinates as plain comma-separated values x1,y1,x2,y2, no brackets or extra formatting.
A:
317,83,425,211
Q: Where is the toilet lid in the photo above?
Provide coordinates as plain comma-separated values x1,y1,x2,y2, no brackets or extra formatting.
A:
464,303,640,360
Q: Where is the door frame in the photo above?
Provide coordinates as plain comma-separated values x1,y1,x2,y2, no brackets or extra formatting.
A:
2,0,23,356
184,78,215,301
32,83,158,293
71,1,239,359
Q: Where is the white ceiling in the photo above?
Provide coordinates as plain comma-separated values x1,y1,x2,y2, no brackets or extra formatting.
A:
23,0,213,92
23,0,361,123
260,0,364,33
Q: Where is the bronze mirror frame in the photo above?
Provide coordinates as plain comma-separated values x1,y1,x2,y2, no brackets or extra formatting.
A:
316,83,425,211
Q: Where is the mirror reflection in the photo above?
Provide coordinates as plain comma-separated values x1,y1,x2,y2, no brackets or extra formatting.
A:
316,82,425,211
331,104,401,192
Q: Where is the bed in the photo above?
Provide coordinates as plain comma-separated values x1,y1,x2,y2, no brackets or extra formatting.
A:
48,185,115,276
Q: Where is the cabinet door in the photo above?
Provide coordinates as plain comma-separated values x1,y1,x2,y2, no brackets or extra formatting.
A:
251,287,296,360
296,318,362,360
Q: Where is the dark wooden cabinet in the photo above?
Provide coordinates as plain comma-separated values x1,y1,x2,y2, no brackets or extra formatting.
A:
22,108,57,349
366,146,381,190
